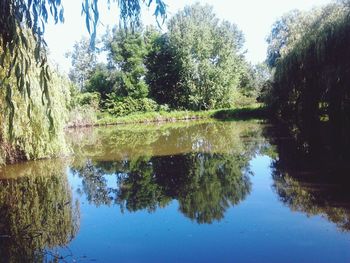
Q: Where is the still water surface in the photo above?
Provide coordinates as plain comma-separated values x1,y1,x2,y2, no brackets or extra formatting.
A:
0,120,350,262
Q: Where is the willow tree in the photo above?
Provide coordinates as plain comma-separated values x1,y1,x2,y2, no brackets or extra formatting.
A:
0,0,166,165
0,34,71,165
266,2,350,125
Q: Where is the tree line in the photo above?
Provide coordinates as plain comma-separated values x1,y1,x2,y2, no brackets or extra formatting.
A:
2,0,350,165
69,3,263,117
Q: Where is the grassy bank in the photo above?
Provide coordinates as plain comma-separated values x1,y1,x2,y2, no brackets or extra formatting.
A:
66,104,266,128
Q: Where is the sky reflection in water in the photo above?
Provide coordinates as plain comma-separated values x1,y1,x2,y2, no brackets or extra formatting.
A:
1,120,350,262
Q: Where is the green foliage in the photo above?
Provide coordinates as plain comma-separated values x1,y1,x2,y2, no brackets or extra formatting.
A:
238,62,271,101
95,110,212,126
0,0,166,98
79,4,259,118
66,106,97,128
145,32,182,107
0,29,53,139
85,64,117,101
0,0,167,165
104,95,158,117
67,37,97,91
105,27,149,98
266,2,350,125
81,0,167,47
146,3,251,110
66,84,99,128
212,106,267,120
266,9,303,68
75,92,101,109
93,105,264,126
0,2,64,132
0,61,71,164
158,103,170,112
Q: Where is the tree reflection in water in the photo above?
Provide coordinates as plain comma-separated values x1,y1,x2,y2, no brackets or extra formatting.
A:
0,160,80,262
70,121,264,224
73,153,252,224
265,121,350,231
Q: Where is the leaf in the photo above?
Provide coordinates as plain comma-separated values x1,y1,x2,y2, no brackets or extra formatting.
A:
27,103,31,119
59,7,64,23
26,81,31,98
85,0,91,34
20,32,29,49
0,53,6,67
25,58,29,74
5,84,15,140
34,45,40,62
42,4,48,22
19,76,25,94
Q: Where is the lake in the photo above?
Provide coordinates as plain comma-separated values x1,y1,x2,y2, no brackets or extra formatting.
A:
1,120,350,262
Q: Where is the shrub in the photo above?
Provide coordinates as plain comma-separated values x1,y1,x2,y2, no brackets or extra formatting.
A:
75,92,101,109
157,104,170,112
105,95,158,117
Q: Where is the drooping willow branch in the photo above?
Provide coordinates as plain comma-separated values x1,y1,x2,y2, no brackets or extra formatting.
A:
0,0,167,138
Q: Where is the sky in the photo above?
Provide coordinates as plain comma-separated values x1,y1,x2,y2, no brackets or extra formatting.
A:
45,0,333,73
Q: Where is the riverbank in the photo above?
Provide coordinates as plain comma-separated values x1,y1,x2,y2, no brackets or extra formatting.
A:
66,105,267,128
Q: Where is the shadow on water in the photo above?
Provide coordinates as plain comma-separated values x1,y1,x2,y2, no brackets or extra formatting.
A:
211,107,268,121
264,120,350,231
0,160,80,262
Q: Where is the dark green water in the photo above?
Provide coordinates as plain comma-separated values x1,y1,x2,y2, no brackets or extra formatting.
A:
0,120,350,262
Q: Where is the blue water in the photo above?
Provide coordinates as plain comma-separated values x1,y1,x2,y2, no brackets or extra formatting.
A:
2,121,350,262
62,155,350,263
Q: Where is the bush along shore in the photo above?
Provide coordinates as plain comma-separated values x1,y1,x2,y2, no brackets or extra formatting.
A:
65,105,267,129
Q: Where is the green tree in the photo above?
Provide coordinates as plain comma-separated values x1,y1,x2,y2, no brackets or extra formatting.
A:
266,10,302,68
239,62,271,101
266,2,350,124
105,27,149,99
86,63,117,101
0,0,167,103
145,32,182,107
67,37,97,91
0,34,71,165
146,3,248,110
